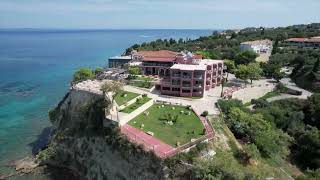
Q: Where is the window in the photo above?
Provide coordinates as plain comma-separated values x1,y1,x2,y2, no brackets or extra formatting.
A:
162,87,170,91
182,89,190,93
172,80,180,85
182,81,191,87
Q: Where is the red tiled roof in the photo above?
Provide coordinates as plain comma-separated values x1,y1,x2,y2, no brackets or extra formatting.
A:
285,37,320,43
136,50,178,58
135,50,204,62
135,50,179,62
285,38,307,42
143,57,177,62
193,54,203,59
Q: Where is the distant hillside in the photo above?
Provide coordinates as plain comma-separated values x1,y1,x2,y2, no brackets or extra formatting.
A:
126,23,320,92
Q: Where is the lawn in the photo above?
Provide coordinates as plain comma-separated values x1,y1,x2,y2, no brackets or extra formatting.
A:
120,96,152,113
244,90,281,106
136,76,155,81
128,104,205,147
129,76,155,89
114,90,140,106
130,81,154,89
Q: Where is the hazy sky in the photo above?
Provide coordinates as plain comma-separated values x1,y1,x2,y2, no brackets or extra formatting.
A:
0,0,319,29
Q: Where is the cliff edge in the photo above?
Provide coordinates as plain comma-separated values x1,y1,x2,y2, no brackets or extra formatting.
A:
40,89,165,180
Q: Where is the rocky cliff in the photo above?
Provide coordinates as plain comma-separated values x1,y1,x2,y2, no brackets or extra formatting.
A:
42,89,166,180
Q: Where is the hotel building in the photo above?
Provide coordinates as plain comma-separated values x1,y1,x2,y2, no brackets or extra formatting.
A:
132,50,224,97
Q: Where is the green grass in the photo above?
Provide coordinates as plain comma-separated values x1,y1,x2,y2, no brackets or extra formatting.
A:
244,90,281,106
128,104,205,147
136,76,155,81
260,91,281,99
114,90,140,106
130,81,153,89
120,96,152,113
129,76,155,89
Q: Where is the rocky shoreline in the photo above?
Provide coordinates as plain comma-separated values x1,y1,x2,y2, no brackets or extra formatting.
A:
1,156,83,180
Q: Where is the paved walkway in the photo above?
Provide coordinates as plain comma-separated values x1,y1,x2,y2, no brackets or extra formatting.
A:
124,85,221,115
200,116,214,139
267,78,313,102
280,78,313,97
229,74,276,103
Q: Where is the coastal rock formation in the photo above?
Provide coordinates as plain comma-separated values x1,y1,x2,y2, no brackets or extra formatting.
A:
42,89,165,180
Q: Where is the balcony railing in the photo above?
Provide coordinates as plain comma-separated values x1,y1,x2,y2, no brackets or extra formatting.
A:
182,76,192,79
143,63,172,67
194,84,202,88
172,74,181,78
194,75,203,79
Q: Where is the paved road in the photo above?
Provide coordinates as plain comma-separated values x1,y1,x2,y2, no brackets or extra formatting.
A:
123,85,221,115
267,78,313,102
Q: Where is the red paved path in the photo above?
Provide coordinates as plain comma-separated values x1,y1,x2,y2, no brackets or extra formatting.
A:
121,124,176,158
120,113,214,159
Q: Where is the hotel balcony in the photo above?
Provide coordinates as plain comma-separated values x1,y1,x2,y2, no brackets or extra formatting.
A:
182,84,192,89
193,84,203,88
171,81,181,87
181,76,192,79
160,80,171,86
194,75,203,80
143,62,172,67
172,73,181,78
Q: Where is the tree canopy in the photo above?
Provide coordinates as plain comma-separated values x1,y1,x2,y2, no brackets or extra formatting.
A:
234,50,258,65
72,68,95,84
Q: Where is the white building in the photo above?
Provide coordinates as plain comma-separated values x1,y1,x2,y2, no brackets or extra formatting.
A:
240,39,273,54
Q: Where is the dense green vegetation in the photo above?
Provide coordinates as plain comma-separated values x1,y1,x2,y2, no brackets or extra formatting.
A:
124,24,320,178
128,66,141,75
127,23,320,58
166,115,299,179
218,93,320,172
126,23,320,91
235,62,262,84
128,104,204,146
72,68,95,83
72,67,104,84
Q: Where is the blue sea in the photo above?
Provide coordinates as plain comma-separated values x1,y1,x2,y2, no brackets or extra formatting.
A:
0,29,212,174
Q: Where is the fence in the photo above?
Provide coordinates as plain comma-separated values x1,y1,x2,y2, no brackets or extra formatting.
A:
120,103,216,159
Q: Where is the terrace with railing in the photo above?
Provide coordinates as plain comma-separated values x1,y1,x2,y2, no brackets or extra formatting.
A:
120,101,215,159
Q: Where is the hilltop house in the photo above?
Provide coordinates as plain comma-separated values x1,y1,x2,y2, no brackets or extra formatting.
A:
285,37,320,48
240,39,273,54
132,50,224,97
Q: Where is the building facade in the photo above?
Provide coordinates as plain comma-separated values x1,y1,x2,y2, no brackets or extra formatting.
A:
133,50,224,97
240,39,273,54
158,60,224,97
108,55,132,68
285,37,320,48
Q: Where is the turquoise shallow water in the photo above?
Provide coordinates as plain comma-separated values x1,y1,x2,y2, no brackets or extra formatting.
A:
0,29,212,173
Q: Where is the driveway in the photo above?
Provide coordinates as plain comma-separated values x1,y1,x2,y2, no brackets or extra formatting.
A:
123,85,221,115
